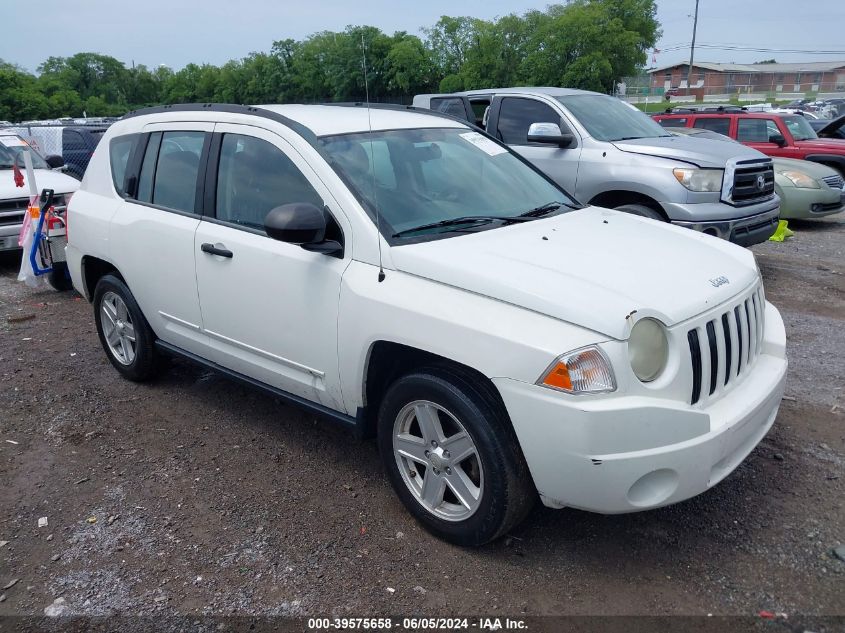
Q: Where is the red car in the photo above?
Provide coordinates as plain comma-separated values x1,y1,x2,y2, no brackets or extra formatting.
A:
654,109,845,176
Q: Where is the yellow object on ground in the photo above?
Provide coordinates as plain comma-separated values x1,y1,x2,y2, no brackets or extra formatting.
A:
769,220,794,242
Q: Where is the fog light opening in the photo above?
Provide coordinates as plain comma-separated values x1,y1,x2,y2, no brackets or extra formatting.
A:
626,469,680,507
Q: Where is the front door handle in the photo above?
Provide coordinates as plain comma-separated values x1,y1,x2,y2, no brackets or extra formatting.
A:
201,243,233,258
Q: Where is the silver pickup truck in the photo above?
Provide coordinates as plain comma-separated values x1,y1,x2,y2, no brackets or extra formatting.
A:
413,88,781,246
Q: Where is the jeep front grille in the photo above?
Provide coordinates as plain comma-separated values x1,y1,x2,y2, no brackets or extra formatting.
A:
687,283,765,405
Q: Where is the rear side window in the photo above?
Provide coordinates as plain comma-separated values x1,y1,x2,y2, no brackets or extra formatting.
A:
431,98,470,121
497,98,561,144
658,118,688,127
63,129,86,151
215,133,322,231
109,134,137,196
136,131,206,213
692,117,731,136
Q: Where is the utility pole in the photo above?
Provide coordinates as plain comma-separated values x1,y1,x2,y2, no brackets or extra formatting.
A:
686,0,700,92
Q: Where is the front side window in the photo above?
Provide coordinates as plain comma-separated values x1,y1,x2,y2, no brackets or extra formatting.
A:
692,117,731,136
556,94,669,142
216,134,322,231
0,135,50,170
778,115,817,141
497,98,562,144
766,120,782,140
319,127,575,241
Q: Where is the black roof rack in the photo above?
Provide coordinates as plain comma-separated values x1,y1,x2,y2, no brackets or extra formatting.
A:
665,105,747,115
120,101,481,141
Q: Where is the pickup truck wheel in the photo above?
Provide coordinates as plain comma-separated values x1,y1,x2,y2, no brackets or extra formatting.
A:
93,274,159,382
615,203,664,221
377,368,535,546
47,262,73,291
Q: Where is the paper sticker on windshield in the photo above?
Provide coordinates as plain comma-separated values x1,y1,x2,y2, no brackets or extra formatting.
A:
0,136,28,148
459,132,507,156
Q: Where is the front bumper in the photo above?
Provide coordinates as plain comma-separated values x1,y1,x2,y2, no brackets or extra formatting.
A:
494,304,787,514
778,185,845,219
0,222,22,251
663,198,780,246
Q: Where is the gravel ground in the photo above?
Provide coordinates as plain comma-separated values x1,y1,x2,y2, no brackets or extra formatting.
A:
0,217,843,629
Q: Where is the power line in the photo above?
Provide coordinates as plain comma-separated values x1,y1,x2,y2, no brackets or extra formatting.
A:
657,43,845,55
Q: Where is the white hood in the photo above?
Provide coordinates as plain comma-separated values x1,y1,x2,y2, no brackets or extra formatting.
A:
389,207,759,340
0,169,79,199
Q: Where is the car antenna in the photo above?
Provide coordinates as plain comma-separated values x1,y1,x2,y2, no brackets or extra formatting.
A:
361,33,385,283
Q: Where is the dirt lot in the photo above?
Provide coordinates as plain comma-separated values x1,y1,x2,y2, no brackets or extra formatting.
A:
0,217,843,629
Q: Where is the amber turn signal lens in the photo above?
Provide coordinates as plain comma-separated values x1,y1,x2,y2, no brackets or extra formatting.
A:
542,362,573,391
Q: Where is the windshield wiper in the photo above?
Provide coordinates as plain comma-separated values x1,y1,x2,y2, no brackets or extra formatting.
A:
392,215,531,238
518,202,567,218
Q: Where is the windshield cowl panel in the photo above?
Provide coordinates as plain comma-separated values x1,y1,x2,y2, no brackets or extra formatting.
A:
318,127,576,243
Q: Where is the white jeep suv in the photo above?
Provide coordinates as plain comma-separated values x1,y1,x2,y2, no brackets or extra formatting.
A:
66,103,787,545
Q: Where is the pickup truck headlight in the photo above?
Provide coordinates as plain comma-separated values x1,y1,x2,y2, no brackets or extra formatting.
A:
780,170,820,189
673,167,724,192
538,346,616,394
628,318,669,383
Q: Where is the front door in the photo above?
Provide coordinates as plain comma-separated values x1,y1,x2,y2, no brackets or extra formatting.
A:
193,124,350,410
490,96,582,194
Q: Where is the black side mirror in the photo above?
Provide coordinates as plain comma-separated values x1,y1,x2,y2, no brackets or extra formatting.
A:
769,134,786,147
264,203,343,257
527,122,574,148
45,154,65,169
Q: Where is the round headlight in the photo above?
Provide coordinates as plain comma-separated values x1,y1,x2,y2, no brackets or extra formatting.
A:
628,318,669,383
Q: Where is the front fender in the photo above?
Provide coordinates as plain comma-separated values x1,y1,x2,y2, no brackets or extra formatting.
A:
336,261,608,414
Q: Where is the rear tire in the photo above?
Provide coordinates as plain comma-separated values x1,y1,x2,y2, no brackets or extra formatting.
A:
93,274,159,382
615,203,665,221
377,367,535,546
47,262,73,291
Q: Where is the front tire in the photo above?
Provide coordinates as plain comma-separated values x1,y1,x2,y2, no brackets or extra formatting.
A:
93,274,159,382
377,367,535,546
615,203,665,221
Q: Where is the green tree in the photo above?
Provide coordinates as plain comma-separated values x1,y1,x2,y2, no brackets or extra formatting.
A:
0,60,50,121
386,34,436,94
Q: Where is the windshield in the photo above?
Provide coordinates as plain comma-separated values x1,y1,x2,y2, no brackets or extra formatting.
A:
780,115,818,141
0,136,50,169
556,95,670,142
319,127,576,241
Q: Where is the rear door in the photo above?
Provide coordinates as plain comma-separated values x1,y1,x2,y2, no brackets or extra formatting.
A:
193,123,350,410
108,122,212,356
62,129,89,178
488,95,581,193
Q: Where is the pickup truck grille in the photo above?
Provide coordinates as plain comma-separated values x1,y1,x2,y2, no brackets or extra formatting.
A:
822,174,844,190
731,162,775,206
0,197,28,227
687,283,765,406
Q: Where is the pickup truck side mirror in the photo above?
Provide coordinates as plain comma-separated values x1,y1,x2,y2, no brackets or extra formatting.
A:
527,122,574,148
45,154,65,169
769,134,786,147
264,203,343,257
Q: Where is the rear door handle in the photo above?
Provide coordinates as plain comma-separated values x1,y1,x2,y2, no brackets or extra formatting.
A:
200,243,233,258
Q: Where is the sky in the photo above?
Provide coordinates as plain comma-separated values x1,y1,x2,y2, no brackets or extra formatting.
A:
2,0,844,73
